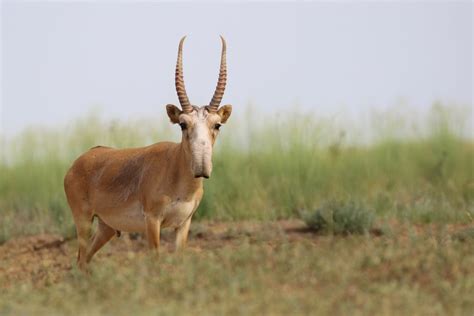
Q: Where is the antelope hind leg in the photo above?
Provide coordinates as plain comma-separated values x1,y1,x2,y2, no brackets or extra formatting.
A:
71,209,93,271
85,218,116,264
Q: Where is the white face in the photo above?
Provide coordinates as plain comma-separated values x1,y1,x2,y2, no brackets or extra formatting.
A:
167,104,232,178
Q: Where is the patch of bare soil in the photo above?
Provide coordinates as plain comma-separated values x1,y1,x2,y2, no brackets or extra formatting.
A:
0,234,72,288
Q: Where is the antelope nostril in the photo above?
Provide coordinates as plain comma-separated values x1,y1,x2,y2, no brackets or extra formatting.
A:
200,140,206,146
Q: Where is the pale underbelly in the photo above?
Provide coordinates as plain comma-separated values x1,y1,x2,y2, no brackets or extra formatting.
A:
97,200,197,233
98,202,147,233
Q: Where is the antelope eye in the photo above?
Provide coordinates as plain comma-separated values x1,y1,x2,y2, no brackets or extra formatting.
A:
179,122,187,130
214,123,221,130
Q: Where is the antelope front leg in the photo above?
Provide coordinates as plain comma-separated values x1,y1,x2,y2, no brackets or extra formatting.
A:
174,218,192,252
145,214,162,255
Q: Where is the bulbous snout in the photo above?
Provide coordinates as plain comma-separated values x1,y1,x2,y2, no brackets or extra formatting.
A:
190,139,213,179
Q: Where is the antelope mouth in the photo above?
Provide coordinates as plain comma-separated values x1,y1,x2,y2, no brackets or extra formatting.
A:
194,174,210,179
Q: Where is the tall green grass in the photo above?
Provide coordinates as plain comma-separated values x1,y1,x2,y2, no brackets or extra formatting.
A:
0,104,473,241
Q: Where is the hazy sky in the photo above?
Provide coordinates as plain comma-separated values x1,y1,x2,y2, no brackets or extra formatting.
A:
1,1,472,135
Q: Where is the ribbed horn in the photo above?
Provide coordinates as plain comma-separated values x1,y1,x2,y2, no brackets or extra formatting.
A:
175,36,192,113
209,36,227,111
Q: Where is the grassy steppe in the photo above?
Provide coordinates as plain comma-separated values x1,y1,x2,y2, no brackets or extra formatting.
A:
0,104,473,241
0,104,473,315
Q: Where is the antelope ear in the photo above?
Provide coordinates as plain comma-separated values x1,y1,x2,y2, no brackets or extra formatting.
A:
166,104,182,124
217,105,232,124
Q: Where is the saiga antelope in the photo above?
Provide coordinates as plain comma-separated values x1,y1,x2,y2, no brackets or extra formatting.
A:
64,36,232,270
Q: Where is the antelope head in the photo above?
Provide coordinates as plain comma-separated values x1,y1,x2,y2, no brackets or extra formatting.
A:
166,36,232,179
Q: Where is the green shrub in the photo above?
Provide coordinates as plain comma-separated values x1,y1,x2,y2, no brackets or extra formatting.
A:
452,227,474,242
303,200,375,235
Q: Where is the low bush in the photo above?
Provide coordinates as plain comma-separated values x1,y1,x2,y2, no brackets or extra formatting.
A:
303,200,375,235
